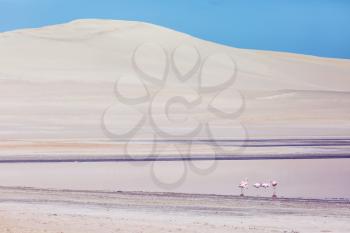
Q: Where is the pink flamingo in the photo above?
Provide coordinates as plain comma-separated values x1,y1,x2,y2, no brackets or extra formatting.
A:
253,182,261,196
261,182,270,189
253,182,261,188
271,180,278,198
238,178,248,196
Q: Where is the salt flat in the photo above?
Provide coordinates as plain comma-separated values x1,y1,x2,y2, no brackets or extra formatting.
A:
0,186,349,233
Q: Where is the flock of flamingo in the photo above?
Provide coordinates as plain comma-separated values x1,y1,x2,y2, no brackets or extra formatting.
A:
238,179,278,197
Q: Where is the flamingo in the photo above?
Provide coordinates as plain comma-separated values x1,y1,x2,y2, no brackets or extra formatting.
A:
253,182,261,196
238,178,248,196
271,180,278,198
261,182,270,189
253,182,261,188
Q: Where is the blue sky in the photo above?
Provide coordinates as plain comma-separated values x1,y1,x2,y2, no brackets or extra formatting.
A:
1,0,350,58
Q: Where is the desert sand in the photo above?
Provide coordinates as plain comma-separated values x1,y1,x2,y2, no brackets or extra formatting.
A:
0,186,350,233
0,19,350,158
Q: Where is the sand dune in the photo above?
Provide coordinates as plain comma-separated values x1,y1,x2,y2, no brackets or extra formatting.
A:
0,19,350,157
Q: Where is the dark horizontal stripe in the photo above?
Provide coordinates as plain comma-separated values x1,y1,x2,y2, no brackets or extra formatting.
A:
0,154,349,163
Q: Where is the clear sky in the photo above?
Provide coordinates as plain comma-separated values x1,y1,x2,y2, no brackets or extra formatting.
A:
1,0,349,59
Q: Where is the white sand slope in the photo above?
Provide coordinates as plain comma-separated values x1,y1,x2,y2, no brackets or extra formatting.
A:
0,19,349,156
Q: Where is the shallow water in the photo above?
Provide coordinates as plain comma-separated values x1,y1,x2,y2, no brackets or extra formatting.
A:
0,159,349,199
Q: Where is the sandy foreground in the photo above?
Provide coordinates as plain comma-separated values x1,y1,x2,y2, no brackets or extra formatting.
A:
0,186,349,233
